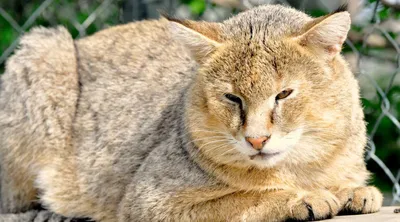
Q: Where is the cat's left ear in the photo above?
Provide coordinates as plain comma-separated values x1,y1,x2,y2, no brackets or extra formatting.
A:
295,9,351,60
164,16,222,64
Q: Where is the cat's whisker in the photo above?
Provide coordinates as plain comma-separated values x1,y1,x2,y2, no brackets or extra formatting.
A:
202,143,233,156
185,136,229,146
195,141,237,158
194,130,230,137
184,125,229,134
209,140,236,150
218,147,237,157
196,139,232,151
203,141,237,156
179,129,230,138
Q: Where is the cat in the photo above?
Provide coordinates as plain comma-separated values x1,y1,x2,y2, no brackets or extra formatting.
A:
0,4,382,222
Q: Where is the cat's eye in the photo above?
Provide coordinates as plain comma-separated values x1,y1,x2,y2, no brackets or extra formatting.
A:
276,89,293,101
224,93,242,105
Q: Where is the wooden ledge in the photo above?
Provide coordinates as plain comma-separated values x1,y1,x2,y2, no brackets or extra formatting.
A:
322,207,400,222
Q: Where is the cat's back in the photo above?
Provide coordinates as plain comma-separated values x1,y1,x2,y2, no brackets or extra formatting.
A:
75,19,195,93
73,18,195,141
70,19,196,209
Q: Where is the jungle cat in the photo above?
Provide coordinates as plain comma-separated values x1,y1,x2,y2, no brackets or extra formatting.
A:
0,4,383,222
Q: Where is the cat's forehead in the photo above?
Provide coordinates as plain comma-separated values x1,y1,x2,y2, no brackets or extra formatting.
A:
204,37,316,104
207,41,302,101
222,5,311,41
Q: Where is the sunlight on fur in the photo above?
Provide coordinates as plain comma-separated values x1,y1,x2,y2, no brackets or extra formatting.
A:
0,4,383,222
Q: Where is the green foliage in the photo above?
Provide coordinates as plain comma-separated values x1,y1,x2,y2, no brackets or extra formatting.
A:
358,0,400,192
379,5,391,20
307,9,327,17
0,0,121,72
363,85,400,192
188,0,206,15
0,17,18,54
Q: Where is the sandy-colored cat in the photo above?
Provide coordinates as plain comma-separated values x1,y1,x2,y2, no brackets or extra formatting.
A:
0,4,382,222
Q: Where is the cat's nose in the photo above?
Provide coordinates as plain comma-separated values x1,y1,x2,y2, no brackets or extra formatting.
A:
245,136,270,150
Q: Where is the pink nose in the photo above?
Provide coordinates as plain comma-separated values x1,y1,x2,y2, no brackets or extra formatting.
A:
245,136,270,150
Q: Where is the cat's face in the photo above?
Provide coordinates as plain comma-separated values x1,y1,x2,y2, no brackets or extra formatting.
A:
194,40,341,168
172,6,353,168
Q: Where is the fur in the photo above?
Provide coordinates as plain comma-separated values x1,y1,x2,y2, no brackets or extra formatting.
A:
0,5,382,222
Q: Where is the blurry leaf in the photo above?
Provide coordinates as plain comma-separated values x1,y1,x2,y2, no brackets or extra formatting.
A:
379,6,390,20
77,12,89,23
188,0,206,15
394,10,400,19
0,17,18,53
351,25,364,32
86,23,97,36
307,9,327,17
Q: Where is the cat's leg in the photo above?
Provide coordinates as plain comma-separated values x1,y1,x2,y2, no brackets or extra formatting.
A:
118,186,341,221
0,210,91,222
35,163,112,221
0,162,39,213
31,211,92,222
0,177,36,214
0,210,39,222
332,186,383,214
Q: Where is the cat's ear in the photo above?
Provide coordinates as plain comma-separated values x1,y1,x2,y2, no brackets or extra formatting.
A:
295,10,351,60
164,16,222,64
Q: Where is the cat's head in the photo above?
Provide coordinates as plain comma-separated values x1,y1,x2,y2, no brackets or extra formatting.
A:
169,5,357,168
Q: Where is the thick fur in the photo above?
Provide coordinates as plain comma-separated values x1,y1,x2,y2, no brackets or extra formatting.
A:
0,26,79,215
0,5,382,222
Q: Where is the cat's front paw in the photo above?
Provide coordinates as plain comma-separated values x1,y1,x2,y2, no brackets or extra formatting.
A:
335,186,383,214
287,190,340,221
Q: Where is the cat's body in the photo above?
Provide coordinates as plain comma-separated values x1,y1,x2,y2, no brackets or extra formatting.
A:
0,5,382,222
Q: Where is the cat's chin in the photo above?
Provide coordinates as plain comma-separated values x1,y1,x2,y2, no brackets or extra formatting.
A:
249,152,281,160
248,151,288,168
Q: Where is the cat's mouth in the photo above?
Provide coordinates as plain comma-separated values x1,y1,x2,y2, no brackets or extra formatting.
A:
249,152,281,160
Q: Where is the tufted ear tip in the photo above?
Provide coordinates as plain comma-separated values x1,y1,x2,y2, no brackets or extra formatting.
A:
332,4,348,14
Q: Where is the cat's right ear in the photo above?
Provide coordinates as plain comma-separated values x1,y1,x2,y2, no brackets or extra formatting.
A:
163,15,222,64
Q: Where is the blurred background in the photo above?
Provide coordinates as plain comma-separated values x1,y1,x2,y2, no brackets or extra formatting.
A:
0,0,399,206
